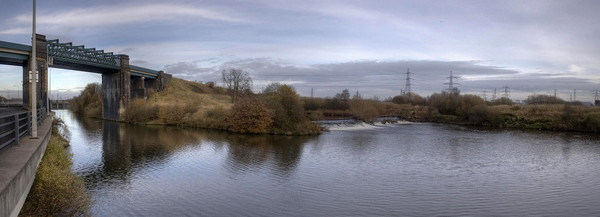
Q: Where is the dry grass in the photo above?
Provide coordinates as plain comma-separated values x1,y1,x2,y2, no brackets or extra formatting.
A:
142,78,233,126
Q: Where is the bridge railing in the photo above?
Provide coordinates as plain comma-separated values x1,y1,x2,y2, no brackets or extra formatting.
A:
0,111,30,151
0,107,47,152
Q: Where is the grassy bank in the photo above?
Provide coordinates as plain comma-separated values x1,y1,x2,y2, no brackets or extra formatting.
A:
19,118,92,216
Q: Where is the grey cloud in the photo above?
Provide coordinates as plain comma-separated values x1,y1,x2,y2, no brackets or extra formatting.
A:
162,58,600,101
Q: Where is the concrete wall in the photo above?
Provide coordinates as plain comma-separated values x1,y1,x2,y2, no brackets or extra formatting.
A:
0,115,53,217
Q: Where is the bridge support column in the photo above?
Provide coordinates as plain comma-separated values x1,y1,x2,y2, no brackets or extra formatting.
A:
23,34,48,111
157,70,172,91
131,77,146,99
102,55,130,121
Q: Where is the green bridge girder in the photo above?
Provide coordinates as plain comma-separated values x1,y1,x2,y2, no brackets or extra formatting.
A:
47,39,121,70
0,39,160,78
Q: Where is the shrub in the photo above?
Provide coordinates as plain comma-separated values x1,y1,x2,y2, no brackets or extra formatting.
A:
584,113,600,132
526,94,565,105
428,92,486,118
391,93,426,105
491,97,513,105
226,98,274,133
349,97,379,123
70,83,102,117
262,83,321,135
302,97,324,111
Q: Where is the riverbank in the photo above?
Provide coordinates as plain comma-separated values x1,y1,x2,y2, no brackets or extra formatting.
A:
19,118,91,216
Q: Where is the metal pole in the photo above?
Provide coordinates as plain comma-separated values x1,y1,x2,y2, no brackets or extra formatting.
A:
31,0,37,138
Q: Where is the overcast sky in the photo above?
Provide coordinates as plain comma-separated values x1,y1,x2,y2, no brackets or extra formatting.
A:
1,0,599,102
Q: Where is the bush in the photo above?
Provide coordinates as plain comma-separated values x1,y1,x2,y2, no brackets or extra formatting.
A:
226,98,274,133
70,83,102,118
302,97,324,111
584,113,600,132
349,97,379,123
491,97,513,105
526,94,565,105
428,92,486,118
391,93,426,105
262,83,321,135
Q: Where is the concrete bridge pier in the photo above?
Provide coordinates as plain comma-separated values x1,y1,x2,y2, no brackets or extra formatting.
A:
102,55,130,121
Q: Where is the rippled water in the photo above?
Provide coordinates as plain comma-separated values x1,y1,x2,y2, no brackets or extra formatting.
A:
56,110,600,216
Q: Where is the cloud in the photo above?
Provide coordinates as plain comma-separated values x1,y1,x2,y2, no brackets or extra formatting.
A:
568,64,585,73
12,3,249,29
0,27,29,35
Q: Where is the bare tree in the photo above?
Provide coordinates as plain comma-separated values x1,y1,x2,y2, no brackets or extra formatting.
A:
221,69,252,103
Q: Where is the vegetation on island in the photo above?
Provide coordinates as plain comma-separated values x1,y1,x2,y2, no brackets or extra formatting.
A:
19,118,92,216
70,70,321,135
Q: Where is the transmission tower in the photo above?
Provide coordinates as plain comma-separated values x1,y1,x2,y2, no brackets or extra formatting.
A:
554,89,557,98
594,89,599,101
493,88,497,101
482,90,488,101
311,88,314,98
502,86,510,98
404,68,413,95
573,89,577,101
444,70,460,94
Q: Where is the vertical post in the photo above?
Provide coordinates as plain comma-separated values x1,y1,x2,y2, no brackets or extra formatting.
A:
13,114,19,145
30,0,37,138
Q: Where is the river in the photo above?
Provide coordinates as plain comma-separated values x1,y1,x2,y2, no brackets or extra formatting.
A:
56,110,600,216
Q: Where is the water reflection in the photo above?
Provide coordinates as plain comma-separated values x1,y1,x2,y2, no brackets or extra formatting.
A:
224,134,315,176
64,111,317,185
59,110,600,216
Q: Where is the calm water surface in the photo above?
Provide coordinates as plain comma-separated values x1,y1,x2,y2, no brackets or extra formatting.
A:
56,110,600,216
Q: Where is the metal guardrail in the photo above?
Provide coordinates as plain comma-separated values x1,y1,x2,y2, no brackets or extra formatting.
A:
0,107,47,152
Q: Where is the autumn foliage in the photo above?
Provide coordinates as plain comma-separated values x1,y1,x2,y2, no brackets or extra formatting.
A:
227,98,273,133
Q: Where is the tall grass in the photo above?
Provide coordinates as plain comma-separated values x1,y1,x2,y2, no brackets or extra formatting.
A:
20,118,92,216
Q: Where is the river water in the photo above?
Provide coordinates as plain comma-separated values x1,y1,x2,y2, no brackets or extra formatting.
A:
56,110,600,216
